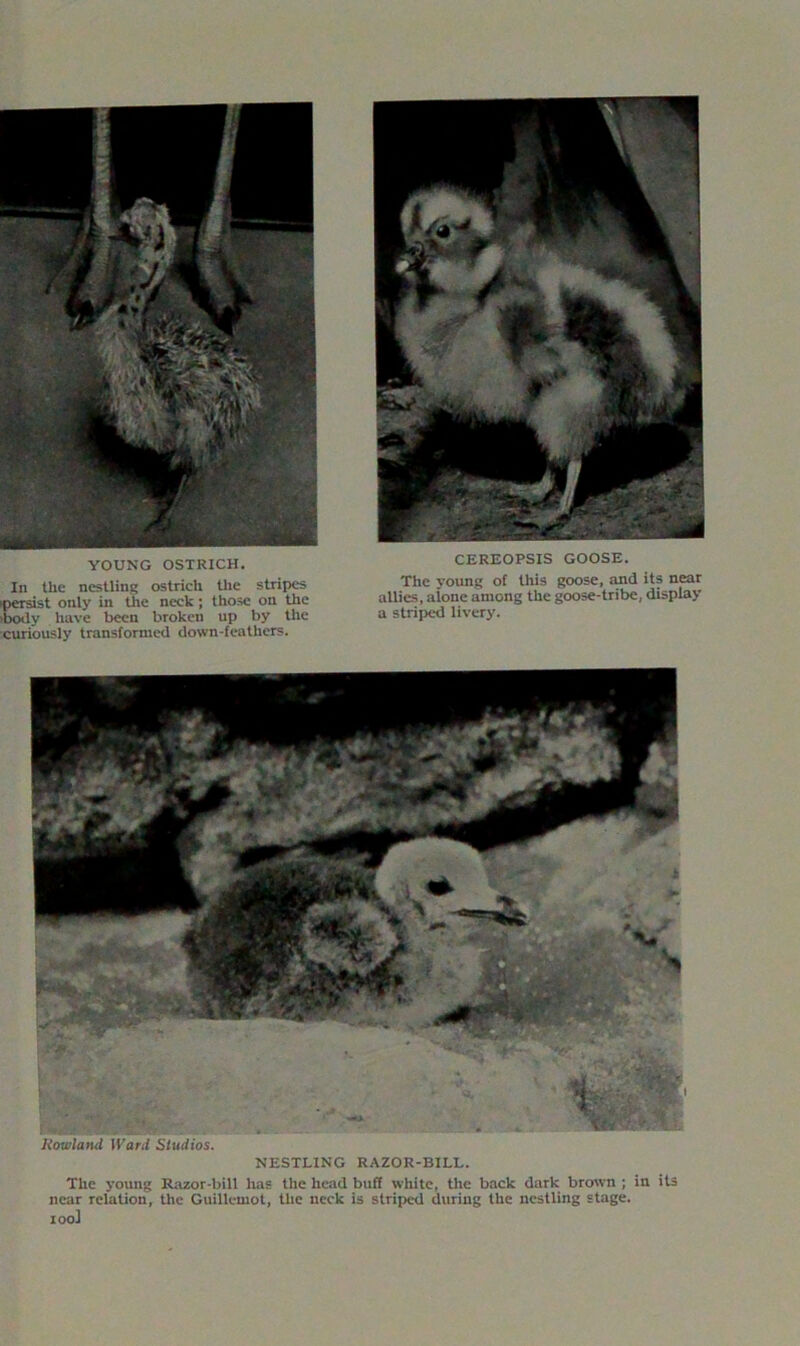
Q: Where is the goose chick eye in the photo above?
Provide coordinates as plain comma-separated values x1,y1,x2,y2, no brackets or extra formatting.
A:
426,877,453,896
435,224,451,240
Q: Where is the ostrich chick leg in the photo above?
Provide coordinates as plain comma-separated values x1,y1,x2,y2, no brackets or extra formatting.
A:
193,104,252,333
48,109,115,326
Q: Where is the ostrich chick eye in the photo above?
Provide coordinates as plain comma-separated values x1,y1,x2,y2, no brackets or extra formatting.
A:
426,877,453,896
435,224,451,240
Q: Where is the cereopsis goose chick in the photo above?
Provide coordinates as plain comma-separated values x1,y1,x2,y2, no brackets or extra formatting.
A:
183,837,528,1029
95,197,260,528
394,184,687,522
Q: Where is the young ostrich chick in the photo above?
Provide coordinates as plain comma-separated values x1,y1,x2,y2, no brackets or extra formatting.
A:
183,837,528,1030
394,185,687,522
95,197,260,528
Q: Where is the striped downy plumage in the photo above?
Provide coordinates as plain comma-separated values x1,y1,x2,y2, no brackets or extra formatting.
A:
183,838,528,1030
95,197,260,528
394,184,688,522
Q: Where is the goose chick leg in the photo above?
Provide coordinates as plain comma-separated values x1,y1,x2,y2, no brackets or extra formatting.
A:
145,471,190,532
193,103,252,333
509,466,558,529
537,459,584,532
525,465,556,504
508,465,556,516
556,458,582,517
47,109,115,327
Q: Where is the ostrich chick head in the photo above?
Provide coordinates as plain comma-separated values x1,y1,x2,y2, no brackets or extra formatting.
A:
115,197,177,303
396,185,504,296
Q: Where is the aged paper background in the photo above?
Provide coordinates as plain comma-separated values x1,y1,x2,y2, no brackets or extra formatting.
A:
0,1,796,1342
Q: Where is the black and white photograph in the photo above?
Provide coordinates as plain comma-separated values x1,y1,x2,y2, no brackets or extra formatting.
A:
0,103,316,547
33,669,681,1134
375,97,702,542
1,2,795,1341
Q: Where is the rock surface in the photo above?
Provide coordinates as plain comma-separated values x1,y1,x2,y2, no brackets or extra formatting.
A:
36,812,682,1134
379,429,704,543
33,675,653,907
478,814,682,1129
33,726,168,859
176,700,621,902
636,719,679,817
38,1019,590,1135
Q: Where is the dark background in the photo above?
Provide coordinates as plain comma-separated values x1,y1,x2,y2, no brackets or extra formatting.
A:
373,96,698,265
0,103,314,226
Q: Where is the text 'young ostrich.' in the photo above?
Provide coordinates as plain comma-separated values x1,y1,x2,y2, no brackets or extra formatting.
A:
96,197,260,528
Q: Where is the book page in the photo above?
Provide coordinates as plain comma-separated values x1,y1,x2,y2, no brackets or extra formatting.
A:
1,2,796,1343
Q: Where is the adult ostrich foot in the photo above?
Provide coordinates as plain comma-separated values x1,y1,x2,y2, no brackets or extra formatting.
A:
46,211,115,328
193,219,252,334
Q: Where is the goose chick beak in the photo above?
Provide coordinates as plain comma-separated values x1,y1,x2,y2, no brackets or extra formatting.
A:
396,242,425,275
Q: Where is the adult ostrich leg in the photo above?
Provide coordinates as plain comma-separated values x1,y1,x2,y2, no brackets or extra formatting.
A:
50,104,250,332
193,103,252,334
47,107,115,327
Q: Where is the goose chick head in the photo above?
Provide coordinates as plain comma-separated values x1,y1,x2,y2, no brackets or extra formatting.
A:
395,185,504,296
